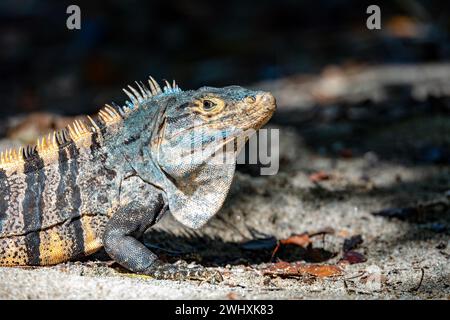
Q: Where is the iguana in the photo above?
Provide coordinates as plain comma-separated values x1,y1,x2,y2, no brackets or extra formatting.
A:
0,76,276,282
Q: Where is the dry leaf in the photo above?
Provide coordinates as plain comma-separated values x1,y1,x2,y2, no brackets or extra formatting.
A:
309,171,331,182
280,233,311,247
227,292,239,300
262,262,342,278
341,251,367,264
299,264,342,277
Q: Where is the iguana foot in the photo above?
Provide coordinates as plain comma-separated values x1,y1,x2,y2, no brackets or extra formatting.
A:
142,261,223,283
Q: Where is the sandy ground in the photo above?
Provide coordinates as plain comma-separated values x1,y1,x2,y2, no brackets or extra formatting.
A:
0,124,449,299
0,70,449,299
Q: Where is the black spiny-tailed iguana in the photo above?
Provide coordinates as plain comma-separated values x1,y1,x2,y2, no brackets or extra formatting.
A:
0,76,276,282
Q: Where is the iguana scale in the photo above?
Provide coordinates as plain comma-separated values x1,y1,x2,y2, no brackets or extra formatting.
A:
0,76,276,281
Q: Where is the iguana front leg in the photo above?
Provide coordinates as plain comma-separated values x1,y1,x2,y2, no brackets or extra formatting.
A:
102,196,222,283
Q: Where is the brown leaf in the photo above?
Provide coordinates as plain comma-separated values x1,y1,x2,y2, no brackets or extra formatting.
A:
280,233,310,247
270,242,281,261
309,171,331,182
226,292,239,300
264,261,298,275
341,251,367,264
262,262,342,278
299,264,342,278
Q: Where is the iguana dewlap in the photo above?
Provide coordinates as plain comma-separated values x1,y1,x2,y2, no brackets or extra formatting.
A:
0,77,276,281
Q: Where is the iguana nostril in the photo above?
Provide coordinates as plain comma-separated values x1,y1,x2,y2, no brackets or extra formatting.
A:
256,92,276,112
263,92,276,107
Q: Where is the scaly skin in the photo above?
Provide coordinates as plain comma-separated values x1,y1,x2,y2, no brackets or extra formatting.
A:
0,77,276,282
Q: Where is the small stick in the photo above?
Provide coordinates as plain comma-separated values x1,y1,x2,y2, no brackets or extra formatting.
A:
410,268,425,292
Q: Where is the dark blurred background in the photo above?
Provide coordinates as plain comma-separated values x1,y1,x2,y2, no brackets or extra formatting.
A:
1,0,449,117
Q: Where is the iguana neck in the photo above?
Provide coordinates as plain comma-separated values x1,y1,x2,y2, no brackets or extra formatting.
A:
103,96,172,192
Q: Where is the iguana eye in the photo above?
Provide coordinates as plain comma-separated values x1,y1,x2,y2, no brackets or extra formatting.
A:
202,100,216,111
191,97,225,115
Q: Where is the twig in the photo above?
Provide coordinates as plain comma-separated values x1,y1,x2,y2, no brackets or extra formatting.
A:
270,241,281,261
343,271,366,281
309,227,335,238
410,268,425,292
343,280,374,295
343,279,349,294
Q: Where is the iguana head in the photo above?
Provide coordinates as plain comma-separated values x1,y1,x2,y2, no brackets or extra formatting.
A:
160,85,276,141
153,85,276,228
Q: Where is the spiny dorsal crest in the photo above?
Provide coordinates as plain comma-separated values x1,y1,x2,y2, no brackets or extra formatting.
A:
0,148,25,169
0,76,181,169
36,132,59,155
122,76,181,112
